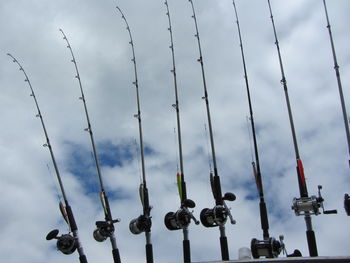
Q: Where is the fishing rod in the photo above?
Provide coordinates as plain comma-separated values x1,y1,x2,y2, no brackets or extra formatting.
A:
59,29,121,263
7,53,88,263
114,7,153,263
163,1,200,263
230,1,288,259
266,0,337,257
187,0,236,261
321,0,350,216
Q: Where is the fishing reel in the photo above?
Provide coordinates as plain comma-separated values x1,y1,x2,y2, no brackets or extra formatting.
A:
164,199,199,230
344,194,350,216
251,236,283,259
129,215,152,235
200,192,236,228
93,219,120,242
251,235,302,259
292,185,337,216
46,229,76,255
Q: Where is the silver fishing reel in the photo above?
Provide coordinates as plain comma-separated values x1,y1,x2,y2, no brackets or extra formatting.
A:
46,229,76,255
93,219,119,242
129,215,152,235
292,185,337,216
251,236,283,259
200,192,236,228
164,199,199,230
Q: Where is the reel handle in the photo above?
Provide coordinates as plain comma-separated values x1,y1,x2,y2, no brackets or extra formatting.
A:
323,209,337,214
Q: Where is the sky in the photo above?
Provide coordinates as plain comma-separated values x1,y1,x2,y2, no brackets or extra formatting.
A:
0,0,350,262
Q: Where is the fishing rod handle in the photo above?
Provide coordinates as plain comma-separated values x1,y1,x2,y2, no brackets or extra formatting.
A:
112,248,121,263
220,236,229,260
146,243,154,263
183,239,191,263
306,230,318,257
79,255,88,263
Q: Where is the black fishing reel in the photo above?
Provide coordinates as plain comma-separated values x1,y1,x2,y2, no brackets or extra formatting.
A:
200,192,236,228
292,185,337,216
251,235,302,259
129,215,152,235
46,229,76,255
344,194,350,216
251,236,283,259
93,219,120,242
164,199,199,230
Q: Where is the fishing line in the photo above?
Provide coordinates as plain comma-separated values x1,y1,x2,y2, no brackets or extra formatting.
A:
59,29,121,263
163,1,199,262
7,53,88,263
187,1,236,260
266,0,337,257
115,7,153,263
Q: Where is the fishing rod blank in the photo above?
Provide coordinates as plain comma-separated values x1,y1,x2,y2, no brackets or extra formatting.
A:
230,1,287,259
322,0,350,216
59,29,121,263
187,0,236,261
163,1,199,263
115,7,153,263
7,53,88,263
266,0,337,257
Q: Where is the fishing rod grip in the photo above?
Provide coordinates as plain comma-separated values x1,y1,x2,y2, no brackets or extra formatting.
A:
183,239,191,263
79,255,88,263
306,230,318,257
112,248,121,263
220,236,229,261
146,243,154,263
259,202,269,238
65,204,78,232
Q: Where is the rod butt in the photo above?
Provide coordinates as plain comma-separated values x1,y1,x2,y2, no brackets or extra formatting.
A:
183,239,191,263
112,248,121,263
146,243,154,263
220,236,229,261
79,255,88,263
306,230,318,257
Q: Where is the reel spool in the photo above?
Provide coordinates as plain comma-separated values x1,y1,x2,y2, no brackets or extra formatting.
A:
46,229,77,255
251,237,282,259
292,185,337,216
93,220,118,242
164,198,199,231
129,215,152,235
200,192,236,228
